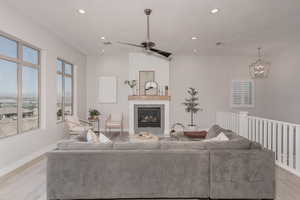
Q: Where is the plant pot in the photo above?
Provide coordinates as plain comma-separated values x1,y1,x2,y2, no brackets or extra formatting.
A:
89,116,98,120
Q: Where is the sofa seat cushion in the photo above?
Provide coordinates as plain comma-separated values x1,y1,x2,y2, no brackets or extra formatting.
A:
57,141,112,150
160,141,206,150
113,141,160,150
205,135,251,150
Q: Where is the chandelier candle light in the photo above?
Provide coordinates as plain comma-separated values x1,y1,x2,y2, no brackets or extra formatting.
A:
249,47,270,79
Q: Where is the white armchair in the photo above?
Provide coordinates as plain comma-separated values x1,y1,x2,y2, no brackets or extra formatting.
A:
65,116,92,135
105,113,123,135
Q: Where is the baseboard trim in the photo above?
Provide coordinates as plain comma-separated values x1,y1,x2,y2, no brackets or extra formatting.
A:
0,142,58,179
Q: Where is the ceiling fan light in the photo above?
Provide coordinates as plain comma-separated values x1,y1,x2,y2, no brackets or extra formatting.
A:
77,9,86,14
210,8,219,14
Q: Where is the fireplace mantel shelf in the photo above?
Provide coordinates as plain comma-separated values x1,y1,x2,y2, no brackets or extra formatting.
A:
128,95,171,101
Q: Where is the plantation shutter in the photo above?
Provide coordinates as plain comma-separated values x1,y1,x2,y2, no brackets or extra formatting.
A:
231,80,254,107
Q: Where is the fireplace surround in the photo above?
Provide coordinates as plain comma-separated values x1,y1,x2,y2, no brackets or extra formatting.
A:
128,96,170,136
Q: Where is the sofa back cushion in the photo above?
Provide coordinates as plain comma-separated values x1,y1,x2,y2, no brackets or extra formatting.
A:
160,141,206,150
113,141,160,150
250,141,263,149
57,141,112,150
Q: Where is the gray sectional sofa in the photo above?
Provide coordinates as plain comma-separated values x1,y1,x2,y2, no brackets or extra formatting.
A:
46,125,275,200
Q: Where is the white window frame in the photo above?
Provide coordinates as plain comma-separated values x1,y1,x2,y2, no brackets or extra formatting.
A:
56,58,74,122
0,31,41,138
230,79,255,108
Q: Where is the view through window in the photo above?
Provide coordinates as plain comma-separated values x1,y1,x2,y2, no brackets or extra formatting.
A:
56,59,73,121
0,32,40,138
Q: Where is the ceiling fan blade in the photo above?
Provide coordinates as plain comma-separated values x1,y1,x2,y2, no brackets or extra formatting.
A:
117,41,144,48
149,48,172,58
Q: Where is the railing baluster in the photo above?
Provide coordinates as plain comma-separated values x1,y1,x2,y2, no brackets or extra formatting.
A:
296,126,300,173
251,118,254,141
289,125,294,168
283,124,288,165
277,123,282,163
272,122,277,160
256,119,259,142
264,120,268,148
260,119,264,145
268,121,272,150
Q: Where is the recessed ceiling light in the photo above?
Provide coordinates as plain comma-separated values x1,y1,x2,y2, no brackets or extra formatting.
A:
210,8,219,14
77,9,86,14
191,36,198,40
101,36,106,40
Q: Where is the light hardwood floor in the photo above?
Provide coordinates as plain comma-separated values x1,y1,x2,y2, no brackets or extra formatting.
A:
1,157,300,200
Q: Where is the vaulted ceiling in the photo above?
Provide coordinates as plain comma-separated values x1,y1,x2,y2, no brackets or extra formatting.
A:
3,0,300,56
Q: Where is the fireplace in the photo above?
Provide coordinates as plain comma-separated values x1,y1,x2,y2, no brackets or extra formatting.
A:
134,104,164,135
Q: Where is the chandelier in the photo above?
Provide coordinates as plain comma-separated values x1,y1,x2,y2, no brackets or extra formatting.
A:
249,47,270,79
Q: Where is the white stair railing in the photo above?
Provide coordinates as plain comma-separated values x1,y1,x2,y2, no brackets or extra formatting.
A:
216,111,300,177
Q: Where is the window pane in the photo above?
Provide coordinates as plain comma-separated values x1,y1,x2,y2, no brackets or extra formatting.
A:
23,46,38,64
0,35,17,58
56,60,62,73
64,63,72,75
22,66,39,132
64,76,73,116
0,59,18,137
57,74,63,121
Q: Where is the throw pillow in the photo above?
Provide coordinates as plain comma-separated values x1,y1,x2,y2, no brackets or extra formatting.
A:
206,124,223,139
99,133,112,143
203,132,229,142
86,129,100,143
77,130,88,142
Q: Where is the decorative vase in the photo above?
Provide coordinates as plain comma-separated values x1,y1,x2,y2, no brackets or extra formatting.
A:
131,87,136,96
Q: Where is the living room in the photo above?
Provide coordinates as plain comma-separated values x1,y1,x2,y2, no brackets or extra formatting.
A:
1,0,300,199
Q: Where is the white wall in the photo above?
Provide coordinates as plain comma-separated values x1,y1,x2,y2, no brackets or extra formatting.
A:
129,53,170,91
86,53,129,129
254,45,300,124
86,52,267,131
0,3,86,169
170,54,265,129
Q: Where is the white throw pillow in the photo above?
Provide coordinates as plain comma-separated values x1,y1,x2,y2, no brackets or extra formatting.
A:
99,133,112,143
203,132,229,142
86,130,99,143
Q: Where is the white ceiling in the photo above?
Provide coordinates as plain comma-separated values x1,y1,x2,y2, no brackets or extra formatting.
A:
3,0,300,56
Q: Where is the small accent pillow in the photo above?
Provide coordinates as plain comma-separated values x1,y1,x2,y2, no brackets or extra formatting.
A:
99,133,112,144
206,124,223,139
86,130,100,143
203,132,229,142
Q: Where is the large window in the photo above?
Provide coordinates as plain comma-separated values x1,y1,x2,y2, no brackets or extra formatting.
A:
0,32,40,138
56,59,73,121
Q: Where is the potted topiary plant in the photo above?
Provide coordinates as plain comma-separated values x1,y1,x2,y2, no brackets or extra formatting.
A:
89,109,100,120
182,87,203,130
124,80,137,95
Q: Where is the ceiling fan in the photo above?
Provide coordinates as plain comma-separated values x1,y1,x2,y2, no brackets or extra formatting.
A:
118,9,172,59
